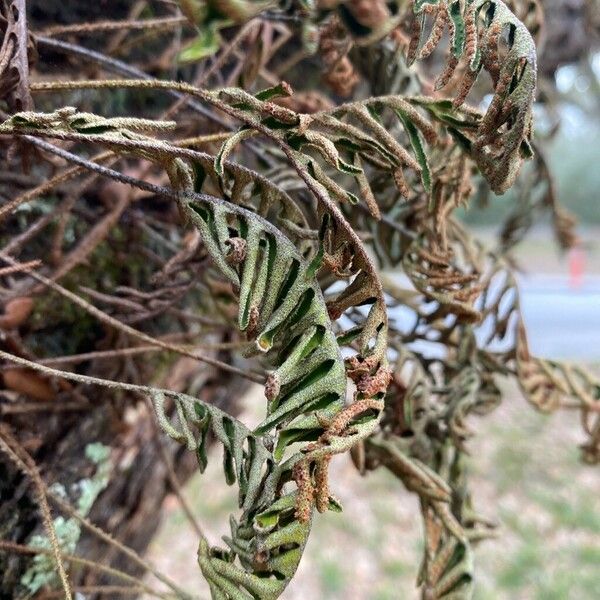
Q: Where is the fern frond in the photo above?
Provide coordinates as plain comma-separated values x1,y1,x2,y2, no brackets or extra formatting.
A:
310,0,537,194
176,0,537,196
407,0,537,192
403,234,482,323
177,193,384,599
0,109,389,599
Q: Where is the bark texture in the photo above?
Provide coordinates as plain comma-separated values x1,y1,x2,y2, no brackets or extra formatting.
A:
0,363,246,598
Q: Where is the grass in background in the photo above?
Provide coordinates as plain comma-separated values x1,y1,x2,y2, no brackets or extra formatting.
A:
147,380,600,599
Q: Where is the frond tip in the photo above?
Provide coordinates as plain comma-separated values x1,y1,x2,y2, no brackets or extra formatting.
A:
409,0,537,193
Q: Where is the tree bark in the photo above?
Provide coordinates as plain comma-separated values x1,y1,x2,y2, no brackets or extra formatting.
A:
0,361,247,599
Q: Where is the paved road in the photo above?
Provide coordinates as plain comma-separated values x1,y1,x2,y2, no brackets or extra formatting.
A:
517,275,600,360
388,274,600,361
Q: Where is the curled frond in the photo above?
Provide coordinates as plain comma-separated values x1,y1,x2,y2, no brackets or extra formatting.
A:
403,234,482,323
0,108,387,599
407,0,537,193
0,0,35,111
515,323,600,463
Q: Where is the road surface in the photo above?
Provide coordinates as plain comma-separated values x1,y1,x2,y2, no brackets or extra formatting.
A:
386,274,600,361
518,274,600,360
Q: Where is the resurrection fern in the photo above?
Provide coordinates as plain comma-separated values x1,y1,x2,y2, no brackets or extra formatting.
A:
0,108,388,599
0,1,598,599
183,0,537,189
406,0,537,192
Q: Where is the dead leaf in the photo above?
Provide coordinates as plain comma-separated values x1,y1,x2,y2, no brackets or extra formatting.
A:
2,367,56,401
0,296,33,328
